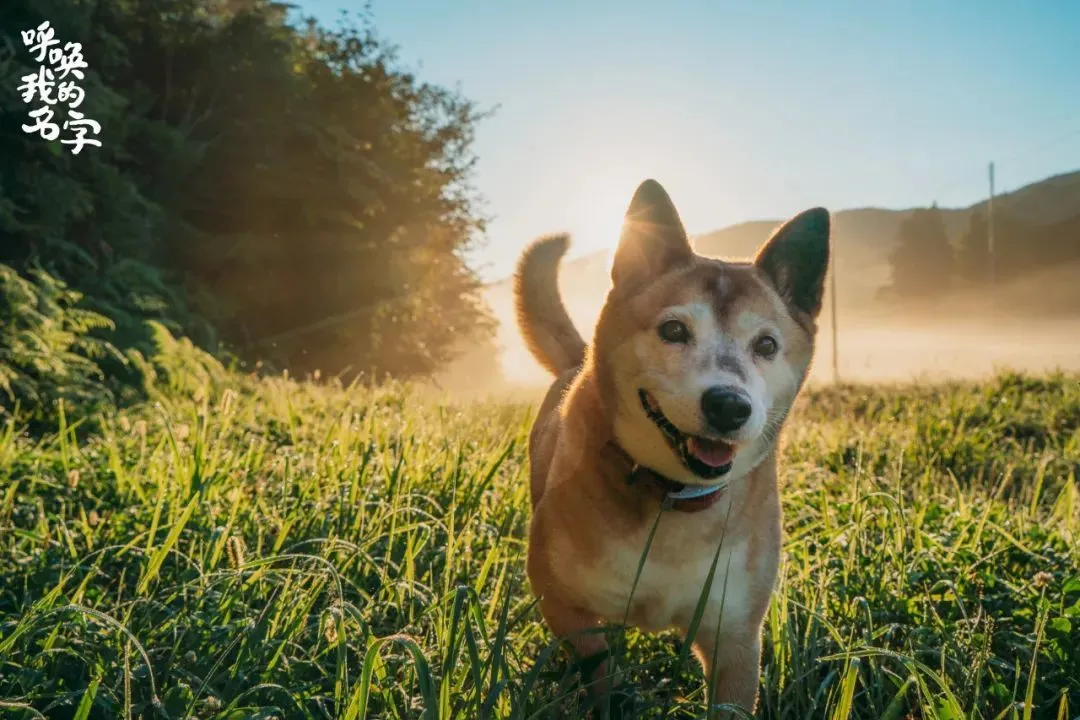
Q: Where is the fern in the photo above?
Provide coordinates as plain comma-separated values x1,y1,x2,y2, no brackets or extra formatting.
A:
0,264,118,427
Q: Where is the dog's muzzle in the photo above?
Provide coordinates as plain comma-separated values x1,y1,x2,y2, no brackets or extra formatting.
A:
638,390,735,480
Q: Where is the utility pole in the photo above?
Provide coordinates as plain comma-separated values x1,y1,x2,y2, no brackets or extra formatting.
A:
988,162,996,315
830,258,839,384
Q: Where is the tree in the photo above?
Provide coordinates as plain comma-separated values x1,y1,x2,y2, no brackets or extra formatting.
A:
956,210,989,284
987,211,1029,281
0,0,212,391
888,204,954,298
177,10,495,379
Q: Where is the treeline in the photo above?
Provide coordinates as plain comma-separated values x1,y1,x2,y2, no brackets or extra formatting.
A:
0,0,496,424
886,204,1080,302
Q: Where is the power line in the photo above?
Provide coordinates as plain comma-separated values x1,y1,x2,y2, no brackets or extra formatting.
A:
924,122,1080,203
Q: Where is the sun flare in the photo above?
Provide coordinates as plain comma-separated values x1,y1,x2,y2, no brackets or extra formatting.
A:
566,194,627,263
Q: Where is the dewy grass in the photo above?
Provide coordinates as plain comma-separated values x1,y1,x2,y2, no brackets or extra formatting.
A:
1,371,1078,718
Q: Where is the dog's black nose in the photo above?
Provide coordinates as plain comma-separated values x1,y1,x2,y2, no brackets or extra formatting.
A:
701,387,752,432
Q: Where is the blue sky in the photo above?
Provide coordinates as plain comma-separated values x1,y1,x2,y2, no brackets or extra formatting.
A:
293,0,1080,280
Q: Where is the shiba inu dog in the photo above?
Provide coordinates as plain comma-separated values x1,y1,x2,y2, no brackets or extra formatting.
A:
513,179,830,716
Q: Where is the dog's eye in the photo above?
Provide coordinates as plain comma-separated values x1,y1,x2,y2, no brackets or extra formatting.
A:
658,319,691,344
752,334,779,358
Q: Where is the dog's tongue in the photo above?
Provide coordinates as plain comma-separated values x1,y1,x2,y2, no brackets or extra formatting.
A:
687,437,735,468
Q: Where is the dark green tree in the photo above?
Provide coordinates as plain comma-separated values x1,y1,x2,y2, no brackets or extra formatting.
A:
0,0,204,357
888,203,954,298
989,211,1030,281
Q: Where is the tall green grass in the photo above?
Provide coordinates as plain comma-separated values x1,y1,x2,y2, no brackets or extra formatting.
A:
1,372,1078,718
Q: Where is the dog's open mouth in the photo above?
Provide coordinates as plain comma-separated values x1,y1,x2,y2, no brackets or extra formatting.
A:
638,390,735,480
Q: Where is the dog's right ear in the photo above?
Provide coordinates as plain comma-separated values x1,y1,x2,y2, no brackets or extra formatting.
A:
611,179,693,289
754,207,831,318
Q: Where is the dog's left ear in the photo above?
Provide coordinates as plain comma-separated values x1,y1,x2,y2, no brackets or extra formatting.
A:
611,179,693,289
754,207,831,318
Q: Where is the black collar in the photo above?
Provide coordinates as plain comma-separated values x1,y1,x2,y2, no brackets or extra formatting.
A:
608,443,728,513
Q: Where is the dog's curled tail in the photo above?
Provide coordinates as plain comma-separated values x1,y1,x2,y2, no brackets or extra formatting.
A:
513,234,586,376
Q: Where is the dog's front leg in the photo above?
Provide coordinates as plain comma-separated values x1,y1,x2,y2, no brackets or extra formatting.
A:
690,631,761,718
539,596,619,698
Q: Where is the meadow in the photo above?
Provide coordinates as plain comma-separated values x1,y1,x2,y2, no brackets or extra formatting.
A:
1,371,1078,719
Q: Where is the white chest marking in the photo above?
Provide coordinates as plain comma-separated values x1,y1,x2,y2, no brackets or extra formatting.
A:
559,513,758,635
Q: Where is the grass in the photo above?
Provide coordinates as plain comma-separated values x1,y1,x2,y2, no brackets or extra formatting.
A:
1,370,1078,719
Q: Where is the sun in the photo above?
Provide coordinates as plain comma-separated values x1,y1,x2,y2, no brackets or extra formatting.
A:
563,182,635,278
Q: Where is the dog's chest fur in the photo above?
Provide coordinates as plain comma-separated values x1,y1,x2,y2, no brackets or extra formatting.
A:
553,501,779,634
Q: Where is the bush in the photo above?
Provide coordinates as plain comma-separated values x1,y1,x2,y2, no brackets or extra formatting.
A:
0,263,120,426
0,263,231,431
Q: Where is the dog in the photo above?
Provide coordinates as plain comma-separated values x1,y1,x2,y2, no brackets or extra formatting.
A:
513,179,830,716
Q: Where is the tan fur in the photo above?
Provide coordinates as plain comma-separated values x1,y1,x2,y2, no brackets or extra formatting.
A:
516,179,829,717
514,234,587,377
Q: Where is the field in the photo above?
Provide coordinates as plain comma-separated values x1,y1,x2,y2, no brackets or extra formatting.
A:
1,372,1079,719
